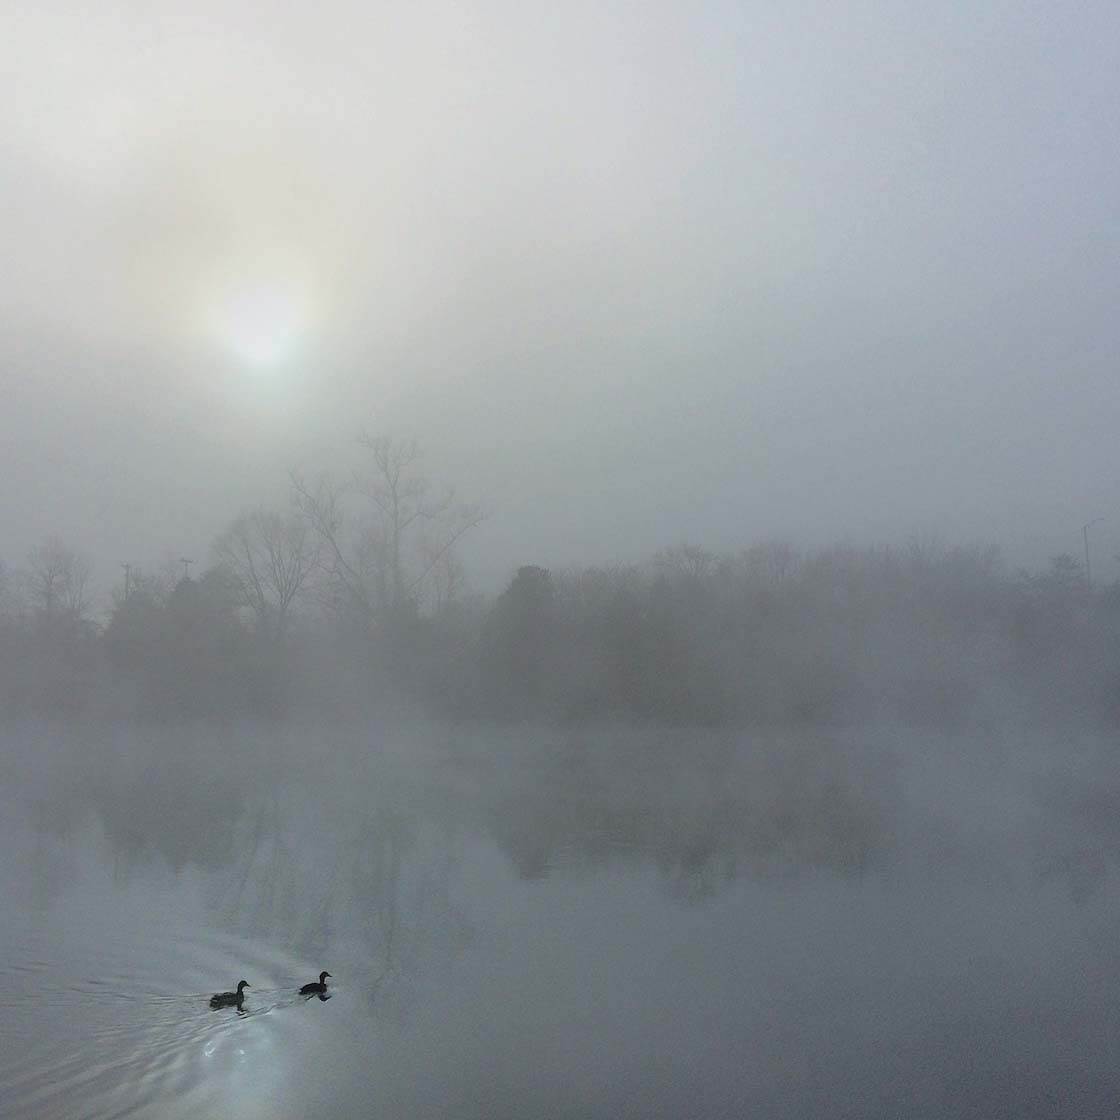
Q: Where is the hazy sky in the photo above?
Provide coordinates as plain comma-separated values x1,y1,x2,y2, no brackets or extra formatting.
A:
2,0,1118,595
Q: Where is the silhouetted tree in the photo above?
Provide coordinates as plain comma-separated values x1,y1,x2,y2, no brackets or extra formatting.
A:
213,506,319,639
291,432,483,631
484,566,559,711
101,567,273,717
26,536,92,622
654,543,716,582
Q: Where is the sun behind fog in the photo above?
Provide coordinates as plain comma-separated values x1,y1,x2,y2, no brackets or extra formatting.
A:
209,277,313,367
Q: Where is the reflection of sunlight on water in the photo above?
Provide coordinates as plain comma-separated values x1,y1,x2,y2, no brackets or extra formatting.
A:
192,1010,284,1120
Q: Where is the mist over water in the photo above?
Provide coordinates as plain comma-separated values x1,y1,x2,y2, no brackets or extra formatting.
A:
3,719,1120,1119
3,0,1120,1115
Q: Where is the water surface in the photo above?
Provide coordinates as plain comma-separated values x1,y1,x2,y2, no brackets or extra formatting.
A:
2,722,1119,1118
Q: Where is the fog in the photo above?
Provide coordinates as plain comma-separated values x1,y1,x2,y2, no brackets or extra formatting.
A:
2,1,1119,573
3,1,1120,1117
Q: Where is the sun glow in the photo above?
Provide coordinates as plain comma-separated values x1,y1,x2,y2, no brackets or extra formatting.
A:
210,277,313,368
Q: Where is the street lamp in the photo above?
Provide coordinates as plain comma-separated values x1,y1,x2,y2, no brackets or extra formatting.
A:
1082,518,1104,592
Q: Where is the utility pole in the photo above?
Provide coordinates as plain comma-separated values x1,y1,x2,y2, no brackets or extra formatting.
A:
1082,519,1104,592
121,562,132,600
180,557,194,581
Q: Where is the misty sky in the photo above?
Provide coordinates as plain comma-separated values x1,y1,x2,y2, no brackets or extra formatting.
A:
2,0,1118,594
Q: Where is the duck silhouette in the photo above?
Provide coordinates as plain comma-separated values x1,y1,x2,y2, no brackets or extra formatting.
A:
300,971,331,997
209,980,250,1009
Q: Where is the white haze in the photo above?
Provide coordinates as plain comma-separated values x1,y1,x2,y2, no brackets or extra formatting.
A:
4,8,1120,1117
2,1,1119,588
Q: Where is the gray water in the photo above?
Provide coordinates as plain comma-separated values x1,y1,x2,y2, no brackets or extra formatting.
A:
2,721,1119,1118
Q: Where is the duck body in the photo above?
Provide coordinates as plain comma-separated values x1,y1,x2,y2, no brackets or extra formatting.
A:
210,980,250,1008
300,970,331,996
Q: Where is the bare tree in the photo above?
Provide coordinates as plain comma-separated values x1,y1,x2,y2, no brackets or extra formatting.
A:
290,470,377,623
421,530,466,614
213,507,320,638
291,433,484,627
739,541,800,585
653,543,716,582
26,537,93,621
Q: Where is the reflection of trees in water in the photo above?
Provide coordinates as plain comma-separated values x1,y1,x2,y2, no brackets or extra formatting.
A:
1030,773,1120,904
17,725,894,914
20,753,245,889
21,730,251,879
208,775,475,1009
483,732,896,901
93,767,243,876
25,795,81,909
19,720,1120,968
17,731,476,1008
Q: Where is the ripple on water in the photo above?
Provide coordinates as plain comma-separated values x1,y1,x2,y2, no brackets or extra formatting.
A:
0,877,331,1120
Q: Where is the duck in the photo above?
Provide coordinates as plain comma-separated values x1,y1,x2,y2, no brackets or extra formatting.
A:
210,980,250,1008
300,971,331,996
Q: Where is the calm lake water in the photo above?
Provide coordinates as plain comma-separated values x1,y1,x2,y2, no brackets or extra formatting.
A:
2,721,1119,1118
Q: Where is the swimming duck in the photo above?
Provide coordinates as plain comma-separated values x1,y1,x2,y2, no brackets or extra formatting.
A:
300,971,331,996
210,980,250,1008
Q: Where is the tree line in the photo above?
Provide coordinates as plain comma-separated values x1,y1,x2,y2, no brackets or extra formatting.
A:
2,435,1118,728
